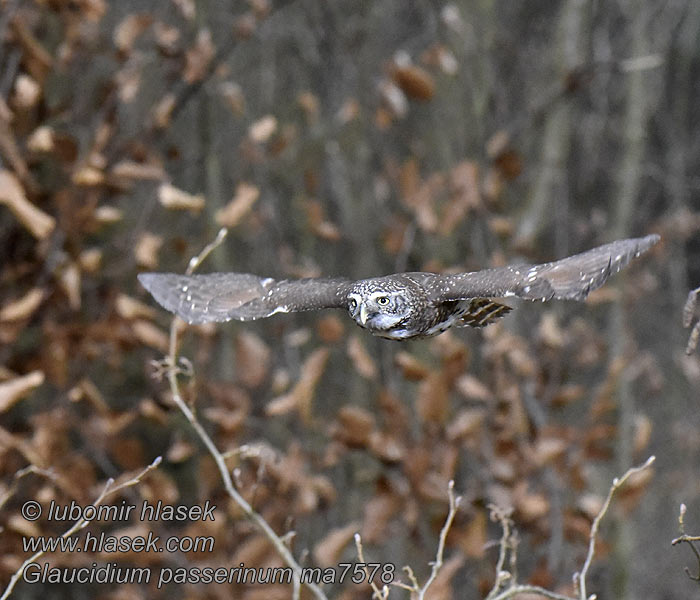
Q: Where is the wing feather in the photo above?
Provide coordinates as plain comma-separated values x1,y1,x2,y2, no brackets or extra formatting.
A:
429,235,659,303
138,272,351,324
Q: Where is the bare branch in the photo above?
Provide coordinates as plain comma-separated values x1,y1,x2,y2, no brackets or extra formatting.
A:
162,231,328,600
575,455,656,599
489,584,576,600
0,457,161,600
393,480,461,599
672,503,700,583
354,533,389,600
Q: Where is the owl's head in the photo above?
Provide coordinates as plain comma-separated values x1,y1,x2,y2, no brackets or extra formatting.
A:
347,285,410,332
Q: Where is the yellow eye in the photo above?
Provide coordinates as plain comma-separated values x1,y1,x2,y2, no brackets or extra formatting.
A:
377,296,390,306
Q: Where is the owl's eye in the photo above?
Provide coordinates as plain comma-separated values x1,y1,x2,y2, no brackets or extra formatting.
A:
376,296,390,306
348,298,357,311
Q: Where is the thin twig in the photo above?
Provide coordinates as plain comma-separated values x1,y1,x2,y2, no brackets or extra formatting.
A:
419,480,461,598
575,455,655,599
354,533,389,600
486,505,516,598
0,465,58,513
394,480,461,599
0,457,161,600
185,227,228,275
489,584,576,600
672,503,700,582
163,231,327,600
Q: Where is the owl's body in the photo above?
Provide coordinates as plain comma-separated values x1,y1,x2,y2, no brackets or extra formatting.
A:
138,235,659,341
345,273,512,339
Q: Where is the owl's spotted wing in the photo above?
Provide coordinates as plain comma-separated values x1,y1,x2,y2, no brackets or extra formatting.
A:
138,272,351,324
428,235,659,304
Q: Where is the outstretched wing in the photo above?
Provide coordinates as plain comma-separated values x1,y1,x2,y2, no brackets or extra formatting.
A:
138,272,351,324
428,234,659,303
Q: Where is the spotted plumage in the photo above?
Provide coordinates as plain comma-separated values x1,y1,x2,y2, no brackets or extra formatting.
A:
138,235,659,341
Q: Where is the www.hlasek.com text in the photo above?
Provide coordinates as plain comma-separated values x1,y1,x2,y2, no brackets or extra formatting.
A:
23,562,397,588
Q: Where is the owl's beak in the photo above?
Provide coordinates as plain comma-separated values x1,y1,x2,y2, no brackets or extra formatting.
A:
360,303,369,325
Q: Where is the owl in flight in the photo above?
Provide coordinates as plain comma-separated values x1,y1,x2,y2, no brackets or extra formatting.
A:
138,235,658,341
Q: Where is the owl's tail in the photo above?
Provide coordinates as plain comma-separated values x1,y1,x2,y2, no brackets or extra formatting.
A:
460,299,512,328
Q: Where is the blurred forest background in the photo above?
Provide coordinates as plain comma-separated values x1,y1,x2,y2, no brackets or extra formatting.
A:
0,0,698,599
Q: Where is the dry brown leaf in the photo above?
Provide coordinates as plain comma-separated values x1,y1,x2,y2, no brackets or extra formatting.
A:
139,468,180,506
7,513,41,538
551,383,585,407
12,74,41,109
422,44,459,75
0,371,44,412
233,12,257,39
111,160,165,181
368,431,405,462
135,233,163,269
249,115,277,143
440,160,480,235
446,408,485,442
172,0,195,20
166,438,195,463
618,465,654,510
533,437,567,466
132,319,169,352
404,172,444,232
215,182,260,227
59,262,81,310
335,405,375,447
264,393,297,416
158,183,205,212
114,14,153,53
361,493,401,542
153,93,176,128
9,17,52,79
346,335,377,379
455,374,493,402
0,170,55,239
423,553,464,600
316,314,344,343
514,486,550,522
117,66,143,102
67,378,109,414
220,81,245,114
184,28,215,83
633,414,652,455
538,313,566,347
455,511,487,559
153,21,180,54
312,521,360,568
27,126,54,152
416,372,449,425
486,131,522,180
394,351,429,380
72,165,104,186
115,294,157,320
94,205,124,224
297,91,319,121
0,288,44,322
235,331,270,388
336,98,359,124
393,63,435,101
379,81,408,118
577,493,603,520
267,348,329,422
